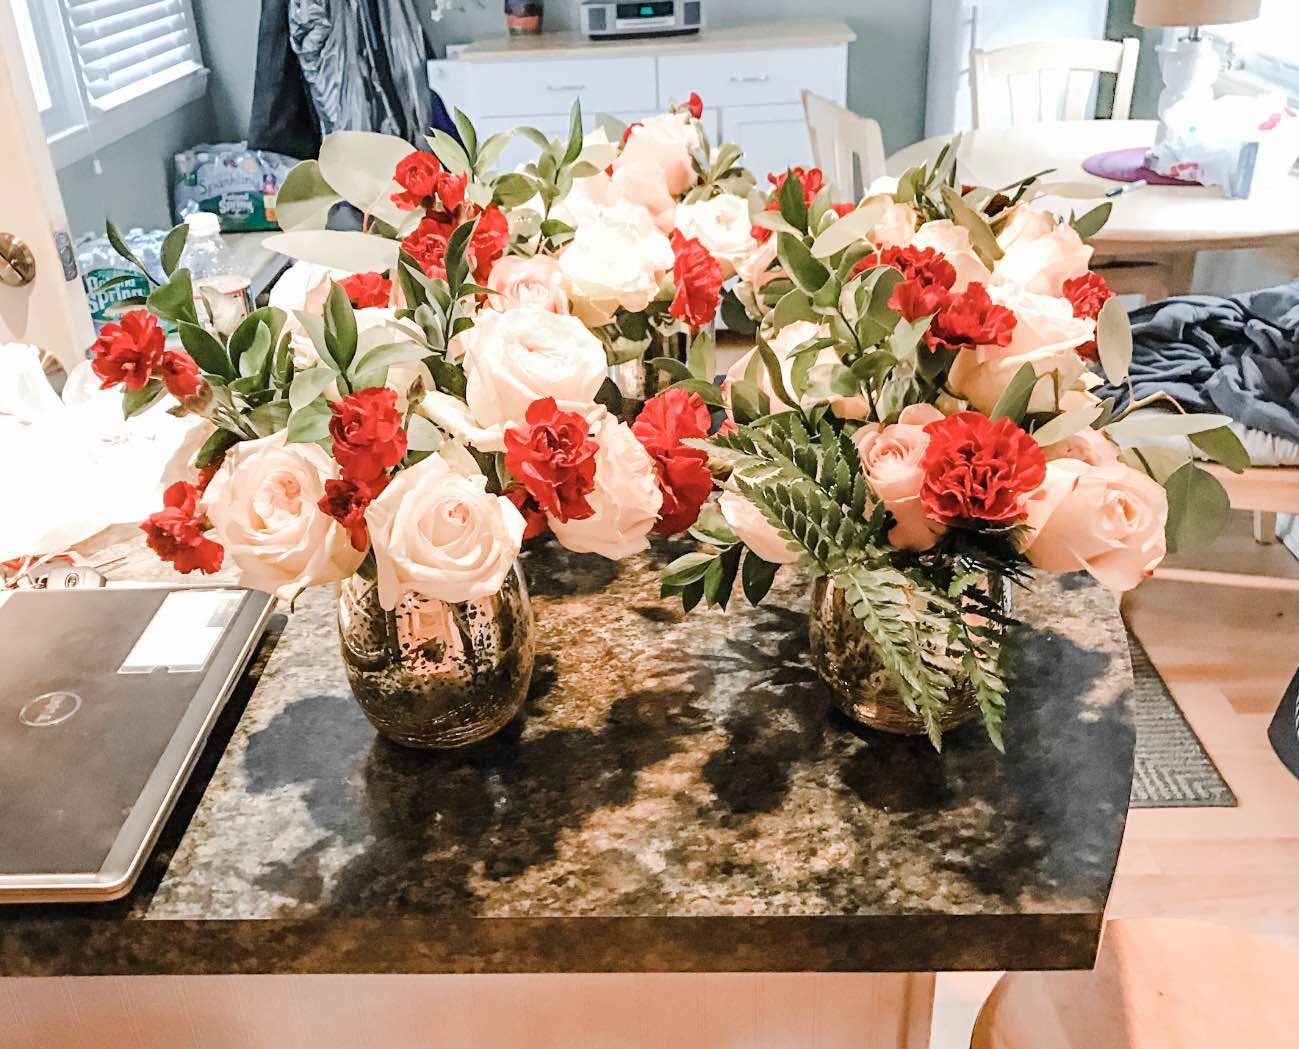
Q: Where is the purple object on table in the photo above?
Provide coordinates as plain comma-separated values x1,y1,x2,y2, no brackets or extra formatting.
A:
1082,147,1200,186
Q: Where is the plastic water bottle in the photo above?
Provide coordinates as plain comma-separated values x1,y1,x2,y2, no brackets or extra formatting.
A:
180,212,251,330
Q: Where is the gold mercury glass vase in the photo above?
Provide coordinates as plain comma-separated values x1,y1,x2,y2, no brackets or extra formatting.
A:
808,576,1009,736
337,564,535,748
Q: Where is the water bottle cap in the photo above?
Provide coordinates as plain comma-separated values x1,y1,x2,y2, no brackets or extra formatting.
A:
184,212,221,237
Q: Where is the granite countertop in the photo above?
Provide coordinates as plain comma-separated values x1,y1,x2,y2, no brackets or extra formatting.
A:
0,540,1134,976
455,20,856,62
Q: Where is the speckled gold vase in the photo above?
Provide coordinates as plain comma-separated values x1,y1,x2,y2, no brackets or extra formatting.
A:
808,577,1006,736
337,565,535,749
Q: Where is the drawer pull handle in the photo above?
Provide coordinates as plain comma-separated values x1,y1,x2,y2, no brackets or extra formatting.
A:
730,74,771,83
547,84,586,92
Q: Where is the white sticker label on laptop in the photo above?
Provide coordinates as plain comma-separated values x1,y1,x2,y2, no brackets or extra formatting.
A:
118,589,246,674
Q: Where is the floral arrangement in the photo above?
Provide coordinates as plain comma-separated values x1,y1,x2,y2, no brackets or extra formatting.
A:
656,147,1246,746
87,103,1245,751
87,98,746,612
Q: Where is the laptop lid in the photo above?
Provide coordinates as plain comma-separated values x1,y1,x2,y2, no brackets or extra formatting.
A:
0,586,274,903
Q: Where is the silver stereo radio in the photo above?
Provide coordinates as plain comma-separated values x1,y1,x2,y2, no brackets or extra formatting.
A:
580,1,703,40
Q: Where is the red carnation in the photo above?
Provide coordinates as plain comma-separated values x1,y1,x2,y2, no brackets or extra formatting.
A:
504,397,598,523
90,310,166,391
920,411,1046,527
621,121,643,146
140,481,224,574
329,387,407,483
889,280,951,322
391,151,442,210
390,151,464,213
158,350,204,400
505,486,550,540
669,230,723,332
751,167,831,242
339,272,393,309
401,213,455,278
926,282,1017,352
1063,271,1115,361
686,92,703,119
632,389,714,535
855,245,957,291
318,474,387,552
469,204,510,281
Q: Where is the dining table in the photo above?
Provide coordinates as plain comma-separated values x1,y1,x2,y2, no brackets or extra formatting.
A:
887,118,1299,298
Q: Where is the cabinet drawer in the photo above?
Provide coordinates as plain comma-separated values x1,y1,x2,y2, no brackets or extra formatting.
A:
657,46,846,110
455,56,658,118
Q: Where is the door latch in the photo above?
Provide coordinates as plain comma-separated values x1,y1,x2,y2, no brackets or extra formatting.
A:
0,233,36,287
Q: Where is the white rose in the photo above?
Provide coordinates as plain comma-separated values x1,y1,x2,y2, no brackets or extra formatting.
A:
870,201,919,249
947,285,1093,415
203,433,364,601
718,490,799,565
548,412,662,560
993,205,1093,297
674,194,758,277
365,453,525,610
558,199,675,326
734,236,781,309
615,111,701,196
455,307,609,443
910,220,992,292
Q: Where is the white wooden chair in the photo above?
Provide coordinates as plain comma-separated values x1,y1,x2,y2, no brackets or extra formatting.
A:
801,90,888,203
970,37,1140,129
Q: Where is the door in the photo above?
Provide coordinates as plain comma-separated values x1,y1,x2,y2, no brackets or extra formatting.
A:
0,0,93,372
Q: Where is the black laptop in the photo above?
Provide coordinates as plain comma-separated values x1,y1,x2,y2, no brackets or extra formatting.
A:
0,586,274,903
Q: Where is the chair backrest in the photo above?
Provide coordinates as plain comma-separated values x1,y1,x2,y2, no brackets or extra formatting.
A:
800,90,888,203
969,37,1139,129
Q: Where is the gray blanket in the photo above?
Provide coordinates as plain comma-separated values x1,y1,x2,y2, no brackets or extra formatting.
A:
1093,282,1299,444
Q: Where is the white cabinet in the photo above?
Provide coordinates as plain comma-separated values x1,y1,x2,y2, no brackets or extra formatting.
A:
430,20,853,177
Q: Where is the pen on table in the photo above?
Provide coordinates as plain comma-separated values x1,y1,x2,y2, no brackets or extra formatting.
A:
1106,179,1149,198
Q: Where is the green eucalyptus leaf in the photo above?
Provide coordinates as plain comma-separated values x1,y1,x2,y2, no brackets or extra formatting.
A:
989,362,1038,423
160,224,188,277
427,129,472,175
1031,402,1106,447
452,108,478,162
667,377,725,408
324,282,359,372
1105,411,1234,441
177,321,234,379
730,378,769,424
289,367,338,410
286,399,333,444
425,357,468,398
686,329,717,382
122,380,165,419
939,184,1003,267
809,200,888,259
649,356,693,382
247,399,291,437
406,414,445,453
1164,461,1231,554
1097,296,1132,386
238,321,273,380
562,99,584,167
1070,201,1113,240
263,230,399,272
776,170,809,232
756,334,798,409
318,131,413,226
777,233,829,294
146,269,198,326
663,551,715,587
720,290,758,335
106,219,157,285
493,172,539,208
274,159,341,231
195,427,240,468
1189,425,1250,473
475,130,514,174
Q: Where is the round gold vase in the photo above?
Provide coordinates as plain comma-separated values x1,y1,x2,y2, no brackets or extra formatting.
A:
808,577,1004,736
337,564,535,749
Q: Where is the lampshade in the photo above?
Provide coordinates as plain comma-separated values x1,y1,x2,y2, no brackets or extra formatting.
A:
1134,0,1261,27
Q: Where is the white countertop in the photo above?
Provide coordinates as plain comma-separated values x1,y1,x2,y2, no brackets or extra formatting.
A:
453,19,855,62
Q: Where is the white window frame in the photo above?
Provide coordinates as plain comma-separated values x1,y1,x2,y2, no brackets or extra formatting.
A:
9,0,209,170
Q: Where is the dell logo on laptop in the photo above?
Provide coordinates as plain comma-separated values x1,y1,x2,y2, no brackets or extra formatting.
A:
19,691,82,728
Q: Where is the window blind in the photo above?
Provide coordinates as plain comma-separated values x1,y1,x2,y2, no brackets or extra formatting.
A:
64,0,202,110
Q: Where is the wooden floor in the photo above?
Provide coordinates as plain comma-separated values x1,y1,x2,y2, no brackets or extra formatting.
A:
1115,564,1299,946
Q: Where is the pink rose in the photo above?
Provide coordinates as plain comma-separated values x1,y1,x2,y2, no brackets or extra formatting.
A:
1024,458,1168,591
871,201,919,249
852,403,947,551
948,285,1093,415
486,255,571,314
734,236,781,306
910,220,991,292
718,490,799,565
994,206,1093,297
615,112,700,196
1041,394,1120,465
609,158,677,234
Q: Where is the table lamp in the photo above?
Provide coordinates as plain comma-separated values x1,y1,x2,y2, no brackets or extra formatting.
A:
1135,0,1261,128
